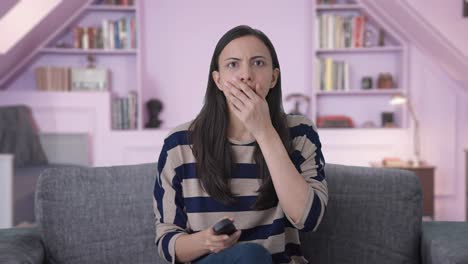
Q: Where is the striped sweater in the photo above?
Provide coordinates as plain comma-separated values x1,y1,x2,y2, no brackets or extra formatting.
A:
153,114,328,264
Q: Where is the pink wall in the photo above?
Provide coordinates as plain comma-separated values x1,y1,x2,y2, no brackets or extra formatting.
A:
405,0,468,59
141,0,313,128
410,47,467,220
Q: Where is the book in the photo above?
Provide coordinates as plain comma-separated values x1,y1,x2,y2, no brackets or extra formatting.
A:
35,66,72,91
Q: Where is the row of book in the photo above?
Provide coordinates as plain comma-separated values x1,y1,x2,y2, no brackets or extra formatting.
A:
316,0,341,4
95,0,134,6
112,92,139,130
316,14,365,49
73,17,137,50
315,58,350,91
35,66,109,92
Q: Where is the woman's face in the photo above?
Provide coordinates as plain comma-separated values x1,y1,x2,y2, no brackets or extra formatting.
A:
212,35,280,99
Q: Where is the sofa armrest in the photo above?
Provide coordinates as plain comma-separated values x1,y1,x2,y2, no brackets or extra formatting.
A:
421,221,468,264
0,227,45,264
0,154,14,228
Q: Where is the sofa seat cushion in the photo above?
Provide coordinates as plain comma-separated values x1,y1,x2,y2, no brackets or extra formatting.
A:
421,221,468,264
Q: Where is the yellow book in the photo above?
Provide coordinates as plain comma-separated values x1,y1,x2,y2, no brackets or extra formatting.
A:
325,58,333,91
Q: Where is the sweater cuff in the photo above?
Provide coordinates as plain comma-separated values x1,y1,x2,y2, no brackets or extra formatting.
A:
284,187,314,230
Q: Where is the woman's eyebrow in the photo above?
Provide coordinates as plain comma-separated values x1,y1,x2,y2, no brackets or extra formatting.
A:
224,55,267,61
250,55,267,60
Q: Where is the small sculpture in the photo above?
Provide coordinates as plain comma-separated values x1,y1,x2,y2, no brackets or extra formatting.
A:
145,98,163,128
361,76,373,90
86,54,96,68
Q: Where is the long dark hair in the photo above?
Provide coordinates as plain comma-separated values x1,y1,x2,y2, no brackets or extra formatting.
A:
188,25,291,210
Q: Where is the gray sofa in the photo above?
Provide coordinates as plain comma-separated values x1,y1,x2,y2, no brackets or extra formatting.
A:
1,163,468,264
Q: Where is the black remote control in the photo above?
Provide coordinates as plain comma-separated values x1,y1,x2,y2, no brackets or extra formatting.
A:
213,218,237,236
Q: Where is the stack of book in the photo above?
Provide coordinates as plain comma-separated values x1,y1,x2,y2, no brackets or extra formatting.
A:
316,58,350,91
35,66,71,91
112,91,138,130
316,14,365,49
73,17,137,50
35,66,109,92
95,0,134,6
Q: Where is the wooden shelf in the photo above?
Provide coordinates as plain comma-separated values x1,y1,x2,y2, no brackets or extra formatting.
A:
40,48,137,55
0,90,111,103
316,46,403,54
86,5,136,12
316,89,404,96
316,4,361,11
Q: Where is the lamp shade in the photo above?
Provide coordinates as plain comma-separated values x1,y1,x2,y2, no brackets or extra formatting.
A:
390,94,407,105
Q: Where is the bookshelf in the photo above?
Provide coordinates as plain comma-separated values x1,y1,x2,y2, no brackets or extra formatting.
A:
29,0,141,131
312,0,409,129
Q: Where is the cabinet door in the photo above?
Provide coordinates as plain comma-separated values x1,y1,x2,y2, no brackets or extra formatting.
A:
412,168,434,218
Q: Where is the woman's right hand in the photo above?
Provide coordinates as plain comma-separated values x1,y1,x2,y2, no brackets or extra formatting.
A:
201,217,242,253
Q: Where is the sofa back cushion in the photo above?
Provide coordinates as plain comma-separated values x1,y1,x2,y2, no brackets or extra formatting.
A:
36,163,422,264
300,164,422,264
35,163,164,264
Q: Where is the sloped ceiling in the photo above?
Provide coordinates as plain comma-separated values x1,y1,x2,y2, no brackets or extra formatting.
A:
0,0,17,19
360,0,468,90
0,0,89,89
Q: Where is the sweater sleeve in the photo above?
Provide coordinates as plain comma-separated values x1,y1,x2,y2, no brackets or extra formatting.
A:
153,137,188,264
286,116,328,232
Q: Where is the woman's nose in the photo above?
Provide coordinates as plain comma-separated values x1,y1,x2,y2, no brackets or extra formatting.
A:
239,65,253,82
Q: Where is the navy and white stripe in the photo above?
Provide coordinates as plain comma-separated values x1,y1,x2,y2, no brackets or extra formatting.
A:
153,114,328,264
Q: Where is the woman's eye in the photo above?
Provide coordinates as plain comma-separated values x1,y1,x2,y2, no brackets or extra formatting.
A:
227,62,237,68
254,60,265,66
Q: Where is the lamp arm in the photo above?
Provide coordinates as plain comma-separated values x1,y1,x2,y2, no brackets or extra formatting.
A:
407,101,421,163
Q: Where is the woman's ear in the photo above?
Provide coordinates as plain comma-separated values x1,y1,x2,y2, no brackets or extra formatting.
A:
270,68,280,88
212,71,223,91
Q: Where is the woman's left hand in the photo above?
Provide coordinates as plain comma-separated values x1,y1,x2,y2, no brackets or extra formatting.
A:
223,78,273,139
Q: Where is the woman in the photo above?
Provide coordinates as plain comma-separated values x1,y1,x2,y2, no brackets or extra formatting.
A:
154,25,328,264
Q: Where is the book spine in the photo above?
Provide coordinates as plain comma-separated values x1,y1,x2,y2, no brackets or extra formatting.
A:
88,27,95,49
130,18,135,48
325,58,333,91
315,15,320,49
126,18,131,49
124,97,130,129
133,17,137,48
315,58,321,91
344,63,350,91
109,20,115,49
119,98,124,129
111,99,118,129
73,27,82,49
328,15,334,49
114,21,120,49
120,18,126,49
353,16,365,48
82,27,89,49
102,20,108,49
